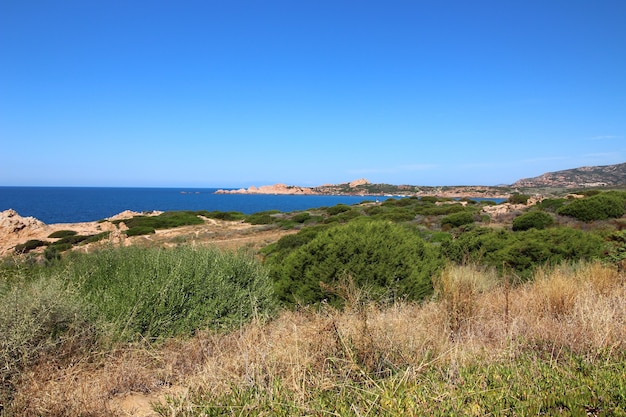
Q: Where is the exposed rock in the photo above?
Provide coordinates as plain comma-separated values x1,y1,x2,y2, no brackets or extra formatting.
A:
0,209,46,233
216,183,314,195
349,178,370,187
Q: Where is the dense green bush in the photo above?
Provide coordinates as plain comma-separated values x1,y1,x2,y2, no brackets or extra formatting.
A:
114,211,205,230
198,210,246,221
441,211,475,228
48,230,77,238
269,220,442,306
512,211,554,231
325,204,353,215
557,193,626,222
124,226,156,236
291,212,312,223
535,198,566,213
441,227,603,279
508,193,531,205
246,210,280,225
14,239,47,254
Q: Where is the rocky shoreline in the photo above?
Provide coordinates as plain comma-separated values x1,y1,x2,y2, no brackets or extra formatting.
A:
216,178,512,199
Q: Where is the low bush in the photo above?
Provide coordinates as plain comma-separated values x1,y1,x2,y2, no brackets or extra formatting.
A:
124,226,156,236
512,210,554,231
14,239,47,254
441,227,603,279
0,275,93,405
54,246,276,340
114,211,205,230
508,193,531,205
246,211,279,225
48,230,77,239
441,211,475,228
198,210,246,221
535,198,566,212
557,192,626,222
269,220,442,306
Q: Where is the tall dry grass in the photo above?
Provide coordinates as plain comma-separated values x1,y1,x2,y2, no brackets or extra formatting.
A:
6,261,625,416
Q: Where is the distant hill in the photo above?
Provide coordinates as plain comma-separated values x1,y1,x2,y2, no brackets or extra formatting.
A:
512,162,626,188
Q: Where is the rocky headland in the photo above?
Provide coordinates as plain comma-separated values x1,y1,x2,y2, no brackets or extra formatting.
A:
216,178,511,198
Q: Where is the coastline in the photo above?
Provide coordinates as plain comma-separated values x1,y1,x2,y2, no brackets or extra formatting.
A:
215,179,512,199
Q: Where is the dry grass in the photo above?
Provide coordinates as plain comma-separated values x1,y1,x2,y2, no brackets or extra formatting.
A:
6,261,625,416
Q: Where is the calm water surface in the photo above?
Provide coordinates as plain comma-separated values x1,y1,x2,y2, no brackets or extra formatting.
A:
0,187,380,224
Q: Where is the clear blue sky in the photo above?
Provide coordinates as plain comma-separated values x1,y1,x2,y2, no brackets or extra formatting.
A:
1,1,625,187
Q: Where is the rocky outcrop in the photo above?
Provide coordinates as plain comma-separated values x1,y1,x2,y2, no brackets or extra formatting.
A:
0,209,160,257
0,209,46,233
216,183,315,195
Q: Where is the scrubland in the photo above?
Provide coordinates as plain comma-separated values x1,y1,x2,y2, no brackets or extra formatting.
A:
2,191,626,416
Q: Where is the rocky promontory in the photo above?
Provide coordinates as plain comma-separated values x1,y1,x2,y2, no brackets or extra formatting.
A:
215,183,315,195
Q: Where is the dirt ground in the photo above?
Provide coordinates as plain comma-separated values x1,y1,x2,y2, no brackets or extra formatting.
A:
0,210,295,259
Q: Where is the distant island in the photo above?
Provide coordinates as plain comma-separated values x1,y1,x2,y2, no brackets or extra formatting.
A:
216,162,626,197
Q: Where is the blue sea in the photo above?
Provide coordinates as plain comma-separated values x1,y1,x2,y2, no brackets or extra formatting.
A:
0,187,382,224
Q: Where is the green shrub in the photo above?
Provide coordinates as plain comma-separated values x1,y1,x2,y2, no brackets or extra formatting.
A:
291,212,312,223
55,234,91,245
114,211,205,230
51,246,276,340
512,211,554,231
270,220,442,306
557,193,626,222
535,198,566,213
246,211,280,225
124,226,156,236
83,231,111,244
441,227,603,279
325,204,353,215
441,211,475,228
0,275,93,403
47,230,77,239
508,193,531,205
14,239,47,254
198,211,246,221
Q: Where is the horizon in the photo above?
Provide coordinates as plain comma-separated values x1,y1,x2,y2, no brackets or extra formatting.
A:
1,1,625,188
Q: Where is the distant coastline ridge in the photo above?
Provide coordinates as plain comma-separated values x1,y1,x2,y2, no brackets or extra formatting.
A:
215,178,372,195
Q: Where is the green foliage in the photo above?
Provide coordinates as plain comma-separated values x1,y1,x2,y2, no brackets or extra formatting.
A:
291,212,311,223
512,210,554,231
535,198,566,212
441,227,603,279
83,231,111,244
114,211,205,230
0,275,93,404
269,220,442,306
557,193,626,222
47,230,77,239
198,210,246,221
325,204,353,215
441,211,475,228
508,193,531,205
14,239,47,254
52,246,276,340
245,210,280,225
54,234,92,245
124,226,156,236
604,230,626,265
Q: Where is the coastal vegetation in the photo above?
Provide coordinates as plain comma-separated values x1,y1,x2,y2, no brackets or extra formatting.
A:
1,189,626,415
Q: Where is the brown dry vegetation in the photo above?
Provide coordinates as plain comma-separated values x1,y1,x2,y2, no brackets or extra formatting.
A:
7,262,625,416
